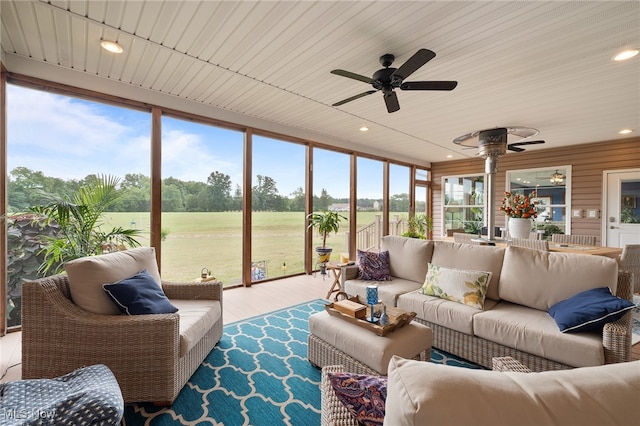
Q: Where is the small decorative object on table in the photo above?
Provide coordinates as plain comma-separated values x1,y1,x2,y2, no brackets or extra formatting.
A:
324,295,416,336
366,285,379,323
379,304,389,326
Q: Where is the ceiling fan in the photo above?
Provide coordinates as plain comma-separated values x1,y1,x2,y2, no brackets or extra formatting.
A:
452,127,545,154
330,49,458,113
452,127,546,243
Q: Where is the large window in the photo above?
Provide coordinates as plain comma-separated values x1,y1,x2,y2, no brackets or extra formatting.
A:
251,136,306,281
442,175,484,235
312,148,350,259
356,157,383,251
160,116,243,285
507,166,571,235
389,164,411,235
6,84,151,327
1,79,430,331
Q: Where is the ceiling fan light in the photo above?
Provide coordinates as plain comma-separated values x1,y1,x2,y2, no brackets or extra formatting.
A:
550,170,565,185
613,49,639,61
100,40,123,54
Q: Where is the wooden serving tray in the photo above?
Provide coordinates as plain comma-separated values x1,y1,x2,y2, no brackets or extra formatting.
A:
324,296,416,337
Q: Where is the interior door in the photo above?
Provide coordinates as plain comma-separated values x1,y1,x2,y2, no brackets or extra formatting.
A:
604,169,640,247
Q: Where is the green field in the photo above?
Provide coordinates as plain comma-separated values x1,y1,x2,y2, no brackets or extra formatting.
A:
102,211,407,286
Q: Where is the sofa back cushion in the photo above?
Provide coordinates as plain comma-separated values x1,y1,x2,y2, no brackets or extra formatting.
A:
430,241,505,301
381,236,433,283
499,246,619,311
65,247,162,315
384,356,639,426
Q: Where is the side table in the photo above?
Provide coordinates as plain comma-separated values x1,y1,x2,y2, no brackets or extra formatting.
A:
325,263,348,299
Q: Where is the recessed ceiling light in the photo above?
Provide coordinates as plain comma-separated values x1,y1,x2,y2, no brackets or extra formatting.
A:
100,40,123,54
446,154,453,159
359,126,369,132
619,129,634,134
613,49,639,61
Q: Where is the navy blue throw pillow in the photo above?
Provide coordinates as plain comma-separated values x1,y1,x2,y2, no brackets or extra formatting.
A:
548,287,635,333
103,269,178,315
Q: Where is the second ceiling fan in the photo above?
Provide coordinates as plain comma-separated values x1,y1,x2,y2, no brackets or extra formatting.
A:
330,48,458,113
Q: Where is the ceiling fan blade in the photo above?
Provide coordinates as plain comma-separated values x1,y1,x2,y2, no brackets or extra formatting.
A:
509,140,545,147
332,90,377,107
400,81,458,91
508,146,525,152
330,69,373,84
392,49,436,81
384,90,400,113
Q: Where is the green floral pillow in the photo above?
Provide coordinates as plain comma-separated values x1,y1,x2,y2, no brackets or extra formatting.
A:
420,263,492,309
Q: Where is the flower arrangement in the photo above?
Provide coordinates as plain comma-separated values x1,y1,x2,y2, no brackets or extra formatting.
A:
500,191,538,219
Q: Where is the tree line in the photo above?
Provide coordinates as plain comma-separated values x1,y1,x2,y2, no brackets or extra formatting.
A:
8,167,413,213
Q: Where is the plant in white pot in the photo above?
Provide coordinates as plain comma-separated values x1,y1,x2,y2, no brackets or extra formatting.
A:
306,210,346,264
500,191,538,239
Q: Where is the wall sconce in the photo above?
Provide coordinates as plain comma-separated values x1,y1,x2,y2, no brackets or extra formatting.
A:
550,170,565,185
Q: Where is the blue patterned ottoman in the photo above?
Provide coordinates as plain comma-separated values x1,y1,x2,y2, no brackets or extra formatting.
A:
0,364,123,425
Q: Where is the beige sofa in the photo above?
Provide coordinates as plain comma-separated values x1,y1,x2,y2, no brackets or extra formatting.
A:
321,356,640,426
22,247,223,404
344,236,633,371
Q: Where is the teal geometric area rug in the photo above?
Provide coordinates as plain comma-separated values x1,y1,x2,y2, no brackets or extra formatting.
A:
123,299,481,425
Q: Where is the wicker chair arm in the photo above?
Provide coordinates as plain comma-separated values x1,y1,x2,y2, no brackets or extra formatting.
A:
162,280,222,301
491,356,533,372
603,271,633,364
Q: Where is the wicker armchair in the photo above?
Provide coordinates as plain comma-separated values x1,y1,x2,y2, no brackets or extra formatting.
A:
618,244,640,293
22,273,223,404
320,356,532,426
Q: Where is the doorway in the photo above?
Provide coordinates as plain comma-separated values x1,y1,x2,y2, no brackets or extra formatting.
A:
603,169,640,247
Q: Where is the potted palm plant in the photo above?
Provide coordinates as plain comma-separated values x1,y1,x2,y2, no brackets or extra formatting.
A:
401,213,433,239
306,210,346,263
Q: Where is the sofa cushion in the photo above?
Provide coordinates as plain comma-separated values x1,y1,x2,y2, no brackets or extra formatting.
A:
344,278,423,307
431,241,505,301
397,291,497,335
473,301,604,367
65,247,162,315
103,269,178,315
380,236,433,283
384,356,639,426
548,287,635,333
172,299,222,357
420,263,491,309
328,372,387,426
499,246,619,311
357,249,391,281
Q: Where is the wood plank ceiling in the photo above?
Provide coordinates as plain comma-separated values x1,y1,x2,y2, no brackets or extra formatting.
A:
1,0,638,165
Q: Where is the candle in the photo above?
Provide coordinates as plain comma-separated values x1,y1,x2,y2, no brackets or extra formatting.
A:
366,285,379,306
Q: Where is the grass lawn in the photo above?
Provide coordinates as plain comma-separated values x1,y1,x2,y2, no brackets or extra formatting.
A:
102,211,407,285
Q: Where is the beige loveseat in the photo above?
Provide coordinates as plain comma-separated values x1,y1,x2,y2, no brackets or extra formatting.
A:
344,236,633,371
22,247,223,404
321,356,640,426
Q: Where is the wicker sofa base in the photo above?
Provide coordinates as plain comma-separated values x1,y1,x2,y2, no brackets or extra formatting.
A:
307,334,430,375
415,318,573,372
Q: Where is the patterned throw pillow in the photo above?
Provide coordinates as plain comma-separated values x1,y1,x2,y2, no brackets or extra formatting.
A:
420,263,491,309
357,250,391,281
328,372,387,426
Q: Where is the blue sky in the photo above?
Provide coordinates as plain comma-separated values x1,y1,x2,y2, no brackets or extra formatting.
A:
7,84,409,199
